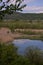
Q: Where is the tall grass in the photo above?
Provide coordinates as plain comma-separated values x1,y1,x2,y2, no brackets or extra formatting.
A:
0,20,43,29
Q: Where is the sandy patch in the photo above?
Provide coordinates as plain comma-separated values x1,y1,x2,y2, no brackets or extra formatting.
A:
0,28,22,43
0,28,43,43
14,29,43,32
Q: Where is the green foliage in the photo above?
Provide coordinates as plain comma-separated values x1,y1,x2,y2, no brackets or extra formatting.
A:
0,42,32,65
4,12,43,20
10,0,26,12
0,43,43,65
0,43,18,65
0,20,43,29
0,21,43,40
0,0,26,20
25,46,43,65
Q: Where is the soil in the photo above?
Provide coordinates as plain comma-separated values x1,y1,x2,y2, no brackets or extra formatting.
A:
0,28,43,43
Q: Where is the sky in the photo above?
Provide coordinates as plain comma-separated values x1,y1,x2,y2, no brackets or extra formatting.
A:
22,0,43,13
1,0,43,13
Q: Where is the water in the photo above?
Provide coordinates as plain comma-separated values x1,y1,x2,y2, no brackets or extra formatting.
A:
13,39,43,55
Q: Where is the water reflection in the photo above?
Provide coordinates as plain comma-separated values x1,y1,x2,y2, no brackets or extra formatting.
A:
13,39,43,55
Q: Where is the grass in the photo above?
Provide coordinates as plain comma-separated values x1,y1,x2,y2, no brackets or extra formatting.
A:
15,35,43,40
0,20,43,29
15,30,43,35
0,20,43,40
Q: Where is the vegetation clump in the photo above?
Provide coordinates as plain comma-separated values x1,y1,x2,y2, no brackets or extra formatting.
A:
0,43,43,65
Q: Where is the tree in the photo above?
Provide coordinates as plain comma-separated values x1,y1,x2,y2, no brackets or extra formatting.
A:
25,46,43,65
0,43,31,65
0,0,26,20
0,43,18,65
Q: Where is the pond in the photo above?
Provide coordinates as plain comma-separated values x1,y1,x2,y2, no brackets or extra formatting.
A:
13,39,43,55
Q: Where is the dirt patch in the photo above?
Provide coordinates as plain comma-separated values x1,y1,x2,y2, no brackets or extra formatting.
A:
0,28,43,43
0,28,22,43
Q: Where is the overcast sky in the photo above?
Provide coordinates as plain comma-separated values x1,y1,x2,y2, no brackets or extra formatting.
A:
22,0,43,13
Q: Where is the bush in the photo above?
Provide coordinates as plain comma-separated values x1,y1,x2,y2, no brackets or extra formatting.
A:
0,42,43,65
25,46,43,65
0,43,18,65
0,43,31,65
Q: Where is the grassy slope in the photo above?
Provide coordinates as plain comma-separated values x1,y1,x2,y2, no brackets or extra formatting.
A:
0,21,43,40
0,12,43,41
4,12,43,20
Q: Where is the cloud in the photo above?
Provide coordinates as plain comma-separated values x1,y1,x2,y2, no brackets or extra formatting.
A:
36,11,43,13
10,0,34,4
5,0,43,13
25,6,43,10
23,6,43,13
24,0,34,3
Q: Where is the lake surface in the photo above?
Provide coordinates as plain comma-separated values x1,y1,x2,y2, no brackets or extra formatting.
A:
13,39,43,55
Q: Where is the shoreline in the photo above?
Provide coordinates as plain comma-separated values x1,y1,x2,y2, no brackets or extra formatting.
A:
0,27,43,43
